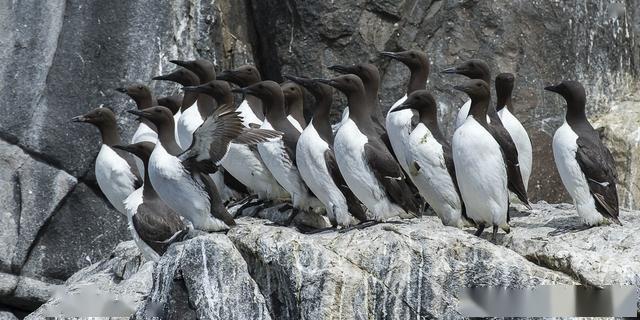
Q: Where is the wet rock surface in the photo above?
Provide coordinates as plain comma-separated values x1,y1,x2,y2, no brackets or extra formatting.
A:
28,203,639,318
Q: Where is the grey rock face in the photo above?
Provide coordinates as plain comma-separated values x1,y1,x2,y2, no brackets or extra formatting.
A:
29,203,640,318
134,233,271,320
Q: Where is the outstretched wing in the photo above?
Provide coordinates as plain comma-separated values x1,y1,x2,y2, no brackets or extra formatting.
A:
179,104,281,173
364,141,419,214
324,149,367,222
576,135,620,224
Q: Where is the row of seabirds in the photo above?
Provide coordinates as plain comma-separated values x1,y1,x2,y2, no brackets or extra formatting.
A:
72,51,622,262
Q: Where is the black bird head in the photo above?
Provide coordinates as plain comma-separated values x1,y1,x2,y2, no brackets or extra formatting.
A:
217,65,262,87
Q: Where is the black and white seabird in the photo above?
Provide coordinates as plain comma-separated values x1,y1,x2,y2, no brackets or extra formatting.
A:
495,73,533,192
327,63,386,135
115,83,159,177
380,50,429,179
545,81,621,226
281,81,306,130
441,59,531,209
127,105,281,231
183,80,288,204
115,141,188,262
217,65,264,126
317,74,420,221
451,79,509,240
285,75,367,227
152,67,200,150
390,90,471,228
72,107,141,215
234,81,323,219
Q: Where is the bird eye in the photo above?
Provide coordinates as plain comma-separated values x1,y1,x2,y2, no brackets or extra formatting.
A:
137,85,143,89
410,53,416,58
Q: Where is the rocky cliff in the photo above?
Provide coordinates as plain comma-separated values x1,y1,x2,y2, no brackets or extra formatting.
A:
1,0,639,317
27,203,639,319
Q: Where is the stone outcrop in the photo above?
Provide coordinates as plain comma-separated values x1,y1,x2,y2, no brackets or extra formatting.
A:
29,203,639,318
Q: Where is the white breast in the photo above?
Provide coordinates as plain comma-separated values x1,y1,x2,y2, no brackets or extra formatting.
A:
287,115,303,132
334,119,404,221
95,145,138,215
130,122,158,178
297,123,354,226
148,143,226,231
237,99,263,127
176,103,201,150
407,124,464,227
552,122,603,225
498,107,532,191
258,119,313,209
386,94,413,174
452,117,508,227
455,100,490,129
123,188,159,262
221,143,288,200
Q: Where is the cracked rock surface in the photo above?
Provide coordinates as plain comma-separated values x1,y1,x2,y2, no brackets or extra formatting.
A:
28,203,639,318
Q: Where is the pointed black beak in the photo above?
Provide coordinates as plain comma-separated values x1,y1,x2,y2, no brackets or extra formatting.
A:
380,51,400,59
216,70,233,82
544,85,559,93
71,115,87,122
182,85,205,93
127,109,146,117
115,87,127,93
152,74,170,81
453,85,466,92
327,65,350,74
231,87,248,95
284,75,314,87
111,144,131,152
440,66,459,74
313,78,335,86
169,59,188,68
391,103,412,113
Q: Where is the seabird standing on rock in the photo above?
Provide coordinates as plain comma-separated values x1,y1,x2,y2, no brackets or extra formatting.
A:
217,65,264,126
234,81,324,224
452,79,509,240
152,67,200,150
441,60,531,210
328,63,387,136
281,81,306,130
545,81,621,226
285,75,367,228
380,50,429,179
183,80,288,208
128,105,281,231
115,141,188,262
72,107,141,215
115,83,159,177
390,90,471,228
317,74,420,223
495,73,532,192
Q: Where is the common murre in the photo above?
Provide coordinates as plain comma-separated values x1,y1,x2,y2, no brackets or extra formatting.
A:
217,65,264,126
72,107,141,215
115,141,188,262
451,79,509,241
317,74,420,222
183,80,289,207
152,67,200,150
495,73,533,192
285,75,367,228
380,50,429,180
281,81,306,130
545,80,621,226
128,105,282,231
390,90,471,228
234,81,324,224
441,59,531,210
115,83,159,177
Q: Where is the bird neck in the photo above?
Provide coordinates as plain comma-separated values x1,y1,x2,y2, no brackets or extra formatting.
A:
565,98,588,127
468,96,491,125
246,95,264,121
181,92,199,112
347,91,374,129
407,67,428,94
496,95,512,112
311,95,333,144
142,160,159,199
98,122,121,147
156,122,182,155
419,110,444,142
197,95,217,119
286,98,305,128
264,96,288,124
